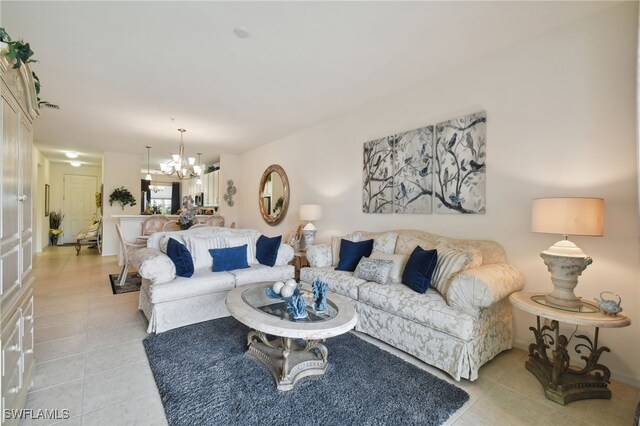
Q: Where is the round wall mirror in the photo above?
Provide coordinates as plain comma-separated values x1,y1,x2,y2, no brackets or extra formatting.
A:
259,164,289,226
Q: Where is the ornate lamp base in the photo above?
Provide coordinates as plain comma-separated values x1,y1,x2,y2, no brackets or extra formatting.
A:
540,252,592,309
246,330,328,391
302,229,316,250
528,317,611,405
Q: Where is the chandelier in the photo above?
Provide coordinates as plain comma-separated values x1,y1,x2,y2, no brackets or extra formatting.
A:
161,128,202,180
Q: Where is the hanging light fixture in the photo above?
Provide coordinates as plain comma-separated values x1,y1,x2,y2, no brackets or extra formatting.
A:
145,146,153,181
150,184,161,194
196,153,203,185
161,129,199,180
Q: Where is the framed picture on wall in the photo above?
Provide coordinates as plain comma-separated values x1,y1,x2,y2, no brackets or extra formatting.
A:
44,184,50,216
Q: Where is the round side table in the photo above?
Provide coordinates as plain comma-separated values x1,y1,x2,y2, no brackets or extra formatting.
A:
510,291,630,405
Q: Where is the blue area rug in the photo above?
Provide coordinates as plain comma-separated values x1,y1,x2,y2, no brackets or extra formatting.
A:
143,317,469,426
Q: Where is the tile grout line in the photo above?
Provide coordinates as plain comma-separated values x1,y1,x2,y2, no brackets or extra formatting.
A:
80,390,158,419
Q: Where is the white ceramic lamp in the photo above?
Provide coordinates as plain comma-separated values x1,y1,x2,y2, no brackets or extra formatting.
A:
299,204,322,250
531,197,604,309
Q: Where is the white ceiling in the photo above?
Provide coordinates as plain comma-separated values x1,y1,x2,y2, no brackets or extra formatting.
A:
2,1,615,169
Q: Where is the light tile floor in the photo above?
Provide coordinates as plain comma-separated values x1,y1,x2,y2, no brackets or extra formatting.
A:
23,246,639,426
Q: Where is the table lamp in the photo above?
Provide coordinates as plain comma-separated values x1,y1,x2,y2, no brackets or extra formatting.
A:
531,197,604,308
299,204,322,249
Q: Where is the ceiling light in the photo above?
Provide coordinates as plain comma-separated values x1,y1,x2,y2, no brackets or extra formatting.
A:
145,146,152,181
65,152,78,159
70,161,81,167
233,26,250,39
161,129,200,180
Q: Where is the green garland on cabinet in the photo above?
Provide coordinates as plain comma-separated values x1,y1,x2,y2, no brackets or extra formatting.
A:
0,27,59,110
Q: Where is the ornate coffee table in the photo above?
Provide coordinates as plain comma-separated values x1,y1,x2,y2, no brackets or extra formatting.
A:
225,282,357,391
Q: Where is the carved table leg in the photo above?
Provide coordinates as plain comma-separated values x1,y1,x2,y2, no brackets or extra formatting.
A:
246,330,329,391
526,317,612,404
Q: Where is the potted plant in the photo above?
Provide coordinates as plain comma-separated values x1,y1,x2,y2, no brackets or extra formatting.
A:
109,187,137,210
49,210,64,246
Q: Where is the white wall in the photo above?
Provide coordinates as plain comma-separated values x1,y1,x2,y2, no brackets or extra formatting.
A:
48,163,102,243
32,146,50,252
102,152,141,256
218,154,241,227
239,4,640,384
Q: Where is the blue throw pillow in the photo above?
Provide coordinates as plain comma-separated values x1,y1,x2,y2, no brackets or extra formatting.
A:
167,238,194,278
402,246,438,294
209,245,250,272
335,239,374,272
256,235,282,267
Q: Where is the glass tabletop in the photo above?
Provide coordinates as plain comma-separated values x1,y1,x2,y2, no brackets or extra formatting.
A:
241,284,339,323
531,295,601,313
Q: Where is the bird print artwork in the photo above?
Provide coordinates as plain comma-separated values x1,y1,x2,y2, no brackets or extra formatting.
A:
362,137,394,214
469,160,485,172
447,133,458,151
392,126,433,214
362,112,484,215
465,133,477,158
434,111,486,214
443,167,449,192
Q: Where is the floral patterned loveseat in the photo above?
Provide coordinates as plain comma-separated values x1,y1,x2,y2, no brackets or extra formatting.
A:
300,229,524,381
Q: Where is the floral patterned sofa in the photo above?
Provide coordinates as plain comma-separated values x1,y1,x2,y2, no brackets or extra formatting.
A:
300,230,524,381
132,227,295,333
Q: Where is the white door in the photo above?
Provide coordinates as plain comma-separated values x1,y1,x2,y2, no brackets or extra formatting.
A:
63,175,97,244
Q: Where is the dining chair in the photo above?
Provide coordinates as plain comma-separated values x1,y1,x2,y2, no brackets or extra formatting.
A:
115,224,146,286
162,220,181,232
141,215,169,236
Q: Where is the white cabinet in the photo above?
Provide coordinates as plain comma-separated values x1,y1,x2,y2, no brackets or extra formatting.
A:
0,51,38,426
202,170,219,207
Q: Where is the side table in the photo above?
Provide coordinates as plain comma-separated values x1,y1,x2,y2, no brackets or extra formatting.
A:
292,251,308,281
510,292,630,405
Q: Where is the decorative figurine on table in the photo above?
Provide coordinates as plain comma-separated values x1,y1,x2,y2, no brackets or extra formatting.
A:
312,278,328,312
594,291,623,316
267,279,297,299
287,291,308,320
266,279,308,319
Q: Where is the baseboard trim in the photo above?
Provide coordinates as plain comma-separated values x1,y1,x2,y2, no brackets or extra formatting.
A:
512,338,640,389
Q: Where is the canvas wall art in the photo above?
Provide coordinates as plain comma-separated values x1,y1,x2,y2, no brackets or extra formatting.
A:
434,112,486,214
362,111,486,215
362,137,394,213
392,126,433,214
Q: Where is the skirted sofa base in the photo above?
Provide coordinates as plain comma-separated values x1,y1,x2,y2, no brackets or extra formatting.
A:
139,278,232,334
354,297,513,381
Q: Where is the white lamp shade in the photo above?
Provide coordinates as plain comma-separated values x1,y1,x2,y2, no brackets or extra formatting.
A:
299,204,322,221
531,198,604,237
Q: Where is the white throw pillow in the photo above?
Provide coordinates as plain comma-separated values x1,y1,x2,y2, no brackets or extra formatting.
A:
226,235,258,265
183,235,227,271
431,242,474,296
369,252,408,284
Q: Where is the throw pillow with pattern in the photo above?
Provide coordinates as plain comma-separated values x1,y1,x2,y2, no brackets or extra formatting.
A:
354,257,394,285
